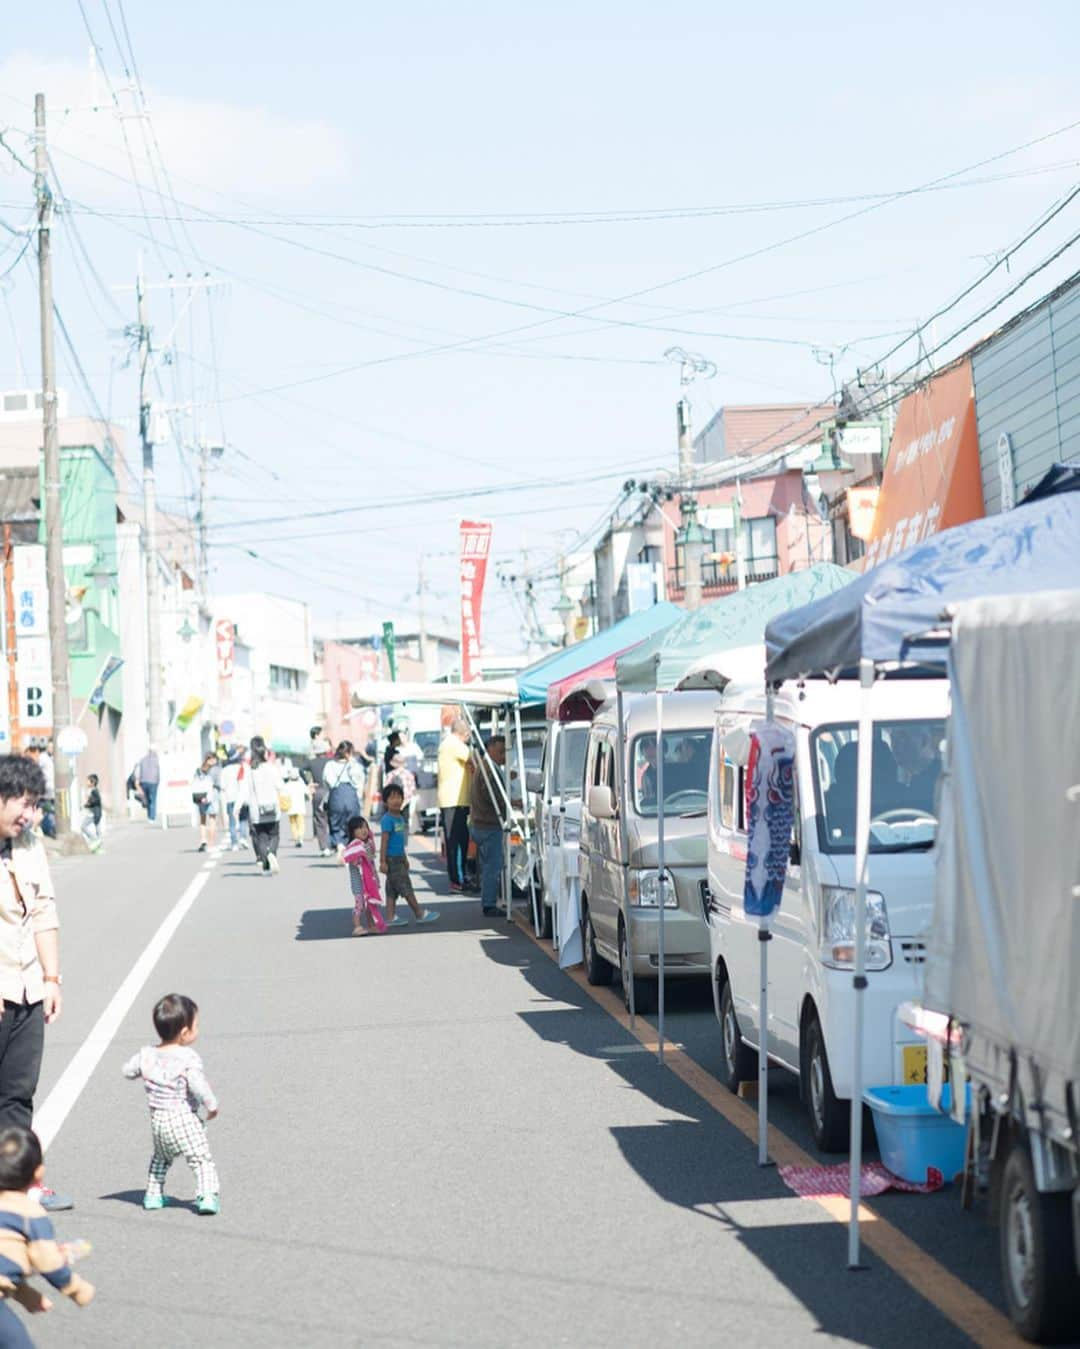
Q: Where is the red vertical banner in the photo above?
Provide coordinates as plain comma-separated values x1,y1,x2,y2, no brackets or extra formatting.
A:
459,519,492,683
215,619,235,680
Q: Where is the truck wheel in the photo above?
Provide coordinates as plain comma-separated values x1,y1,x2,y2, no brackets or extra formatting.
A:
717,974,756,1092
620,922,657,1014
999,1138,1080,1342
804,1013,849,1153
582,907,613,986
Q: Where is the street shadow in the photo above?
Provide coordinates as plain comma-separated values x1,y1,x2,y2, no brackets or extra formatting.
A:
479,926,994,1348
99,1189,199,1213
295,908,354,941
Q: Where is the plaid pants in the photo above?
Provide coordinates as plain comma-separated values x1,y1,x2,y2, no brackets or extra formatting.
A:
146,1109,219,1199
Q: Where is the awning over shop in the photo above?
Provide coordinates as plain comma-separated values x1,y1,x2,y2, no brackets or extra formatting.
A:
862,358,984,572
515,602,680,707
765,484,1080,681
616,564,855,694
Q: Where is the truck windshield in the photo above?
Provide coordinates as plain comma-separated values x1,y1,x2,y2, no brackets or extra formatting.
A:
631,729,711,817
811,719,946,854
555,726,588,799
415,732,440,760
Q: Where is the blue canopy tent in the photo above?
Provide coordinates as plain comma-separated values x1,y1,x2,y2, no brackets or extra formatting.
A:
516,603,681,707
764,487,1080,1269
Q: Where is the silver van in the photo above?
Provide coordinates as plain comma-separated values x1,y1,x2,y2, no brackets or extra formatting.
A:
578,691,714,1011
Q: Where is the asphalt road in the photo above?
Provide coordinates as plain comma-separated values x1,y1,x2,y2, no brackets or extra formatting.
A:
20,819,1020,1348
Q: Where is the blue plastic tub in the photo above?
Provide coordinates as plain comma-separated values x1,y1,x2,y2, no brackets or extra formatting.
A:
863,1084,969,1184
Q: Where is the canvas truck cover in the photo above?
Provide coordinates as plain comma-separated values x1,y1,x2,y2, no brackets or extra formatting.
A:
924,590,1080,1080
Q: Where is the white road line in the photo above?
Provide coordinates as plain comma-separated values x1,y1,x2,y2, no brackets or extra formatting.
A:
34,861,217,1151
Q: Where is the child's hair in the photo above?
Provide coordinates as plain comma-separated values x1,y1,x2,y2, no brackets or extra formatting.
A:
87,773,99,786
0,1126,42,1191
382,783,404,805
153,993,199,1043
347,815,368,839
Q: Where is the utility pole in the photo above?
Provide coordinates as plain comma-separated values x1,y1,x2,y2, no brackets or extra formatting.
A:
197,441,210,600
35,93,73,829
666,347,713,613
137,271,164,748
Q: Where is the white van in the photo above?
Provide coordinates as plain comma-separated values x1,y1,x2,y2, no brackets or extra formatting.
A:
579,692,714,1011
707,676,950,1151
530,717,591,939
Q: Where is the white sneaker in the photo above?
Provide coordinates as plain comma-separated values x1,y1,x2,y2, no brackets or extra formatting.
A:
267,853,280,875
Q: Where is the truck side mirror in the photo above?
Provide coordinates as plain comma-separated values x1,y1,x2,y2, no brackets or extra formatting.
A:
526,771,544,795
587,784,616,820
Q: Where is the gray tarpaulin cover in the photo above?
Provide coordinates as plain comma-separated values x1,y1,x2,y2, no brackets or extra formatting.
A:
924,591,1080,1079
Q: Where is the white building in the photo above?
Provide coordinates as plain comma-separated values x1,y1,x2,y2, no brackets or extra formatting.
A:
213,593,316,755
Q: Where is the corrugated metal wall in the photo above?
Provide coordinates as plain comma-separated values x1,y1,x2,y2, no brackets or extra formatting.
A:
972,280,1080,513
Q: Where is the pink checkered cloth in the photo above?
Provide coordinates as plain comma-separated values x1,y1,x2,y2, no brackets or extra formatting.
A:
778,1161,944,1198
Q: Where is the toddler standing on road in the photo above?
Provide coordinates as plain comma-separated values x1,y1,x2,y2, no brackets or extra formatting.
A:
379,784,439,928
122,994,221,1216
342,816,386,937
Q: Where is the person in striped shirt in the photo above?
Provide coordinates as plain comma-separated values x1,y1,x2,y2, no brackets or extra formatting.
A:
0,1126,94,1346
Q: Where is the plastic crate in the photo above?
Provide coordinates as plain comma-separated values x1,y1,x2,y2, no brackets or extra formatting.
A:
863,1084,968,1185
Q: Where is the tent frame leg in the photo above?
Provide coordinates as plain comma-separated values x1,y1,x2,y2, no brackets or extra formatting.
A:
848,658,876,1270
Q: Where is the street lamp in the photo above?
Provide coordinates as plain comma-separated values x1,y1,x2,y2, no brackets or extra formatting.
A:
177,616,197,644
552,590,575,646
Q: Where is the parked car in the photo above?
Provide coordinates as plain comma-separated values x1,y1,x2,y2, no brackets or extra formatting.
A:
578,691,714,1012
707,674,950,1151
530,716,591,940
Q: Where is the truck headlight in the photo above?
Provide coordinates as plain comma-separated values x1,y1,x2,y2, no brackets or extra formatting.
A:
628,869,678,908
821,886,892,970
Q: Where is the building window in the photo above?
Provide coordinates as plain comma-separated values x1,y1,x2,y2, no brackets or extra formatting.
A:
673,516,779,589
269,664,302,693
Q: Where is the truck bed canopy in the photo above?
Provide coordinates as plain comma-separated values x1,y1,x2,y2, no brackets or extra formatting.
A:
924,590,1080,1080
616,564,854,694
515,602,680,707
765,491,1080,681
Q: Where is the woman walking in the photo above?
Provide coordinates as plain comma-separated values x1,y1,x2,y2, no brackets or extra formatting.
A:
247,736,283,874
193,753,220,853
323,740,366,858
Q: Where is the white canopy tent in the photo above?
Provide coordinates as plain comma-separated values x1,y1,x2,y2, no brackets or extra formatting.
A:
349,679,537,925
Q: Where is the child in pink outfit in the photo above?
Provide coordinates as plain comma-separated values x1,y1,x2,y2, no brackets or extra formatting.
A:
343,817,385,936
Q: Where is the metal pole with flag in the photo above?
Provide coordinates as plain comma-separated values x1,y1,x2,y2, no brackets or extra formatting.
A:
459,520,492,682
743,716,796,1167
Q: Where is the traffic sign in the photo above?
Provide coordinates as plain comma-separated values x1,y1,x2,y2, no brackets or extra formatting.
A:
56,725,88,758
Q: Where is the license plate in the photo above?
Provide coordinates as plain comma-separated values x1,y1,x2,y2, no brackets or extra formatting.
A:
902,1044,949,1085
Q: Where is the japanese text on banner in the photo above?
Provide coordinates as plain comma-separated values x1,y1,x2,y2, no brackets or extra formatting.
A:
459,520,492,683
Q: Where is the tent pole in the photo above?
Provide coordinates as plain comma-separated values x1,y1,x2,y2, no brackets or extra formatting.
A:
848,658,875,1269
759,683,776,1168
513,703,539,933
656,690,665,1067
616,690,635,1026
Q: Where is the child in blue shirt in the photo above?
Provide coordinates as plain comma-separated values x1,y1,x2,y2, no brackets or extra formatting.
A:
379,784,439,928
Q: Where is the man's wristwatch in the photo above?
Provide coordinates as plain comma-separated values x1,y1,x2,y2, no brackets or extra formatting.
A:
43,975,62,986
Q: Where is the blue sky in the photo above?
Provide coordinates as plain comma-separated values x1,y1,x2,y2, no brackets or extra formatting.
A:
1,1,1078,648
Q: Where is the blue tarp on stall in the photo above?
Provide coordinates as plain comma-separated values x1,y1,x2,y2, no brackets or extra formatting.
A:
516,602,681,706
765,490,1080,681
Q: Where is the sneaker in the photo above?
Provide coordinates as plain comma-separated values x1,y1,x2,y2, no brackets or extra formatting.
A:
417,910,440,924
267,853,280,875
197,842,208,853
195,1193,220,1216
449,882,464,893
142,1193,166,1211
294,841,303,849
29,1185,73,1212
388,914,408,927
